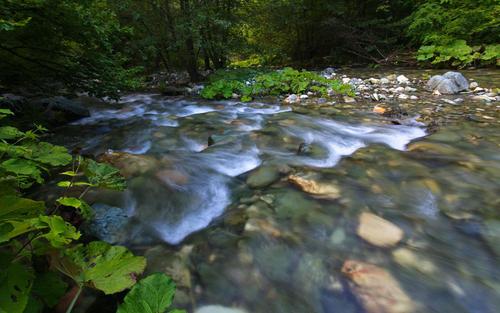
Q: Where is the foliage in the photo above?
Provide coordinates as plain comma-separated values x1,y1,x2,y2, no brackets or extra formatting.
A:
416,41,499,67
0,111,182,313
202,67,353,101
0,0,142,98
117,273,186,313
408,0,499,66
52,241,146,295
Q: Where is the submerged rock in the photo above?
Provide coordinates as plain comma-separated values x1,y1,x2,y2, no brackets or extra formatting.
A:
392,248,437,275
357,212,403,247
342,260,417,313
246,165,280,188
97,151,159,178
426,72,469,94
288,174,340,199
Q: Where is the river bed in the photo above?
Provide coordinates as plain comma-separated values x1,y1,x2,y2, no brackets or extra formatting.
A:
49,69,500,313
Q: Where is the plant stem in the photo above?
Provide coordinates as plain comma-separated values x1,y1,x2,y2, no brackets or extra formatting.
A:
66,285,83,313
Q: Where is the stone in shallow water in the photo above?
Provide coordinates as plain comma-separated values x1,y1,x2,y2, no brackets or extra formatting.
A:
342,260,417,313
97,151,159,178
426,72,469,94
287,174,340,199
195,305,248,313
86,203,128,244
246,165,280,188
392,248,437,275
357,212,403,247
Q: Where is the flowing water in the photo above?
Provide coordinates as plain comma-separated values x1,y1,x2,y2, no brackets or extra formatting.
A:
50,69,500,313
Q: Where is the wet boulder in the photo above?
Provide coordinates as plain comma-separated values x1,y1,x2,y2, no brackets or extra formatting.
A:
97,151,160,178
341,260,417,313
426,72,469,94
357,212,403,247
85,203,128,244
246,165,280,188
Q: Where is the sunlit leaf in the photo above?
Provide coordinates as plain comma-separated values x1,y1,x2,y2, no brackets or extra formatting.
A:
56,197,93,219
84,159,126,191
54,241,146,294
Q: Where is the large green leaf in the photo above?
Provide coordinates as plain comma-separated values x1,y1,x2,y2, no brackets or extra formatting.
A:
0,159,42,185
0,254,34,313
117,273,183,313
84,159,126,191
0,126,24,140
0,196,45,221
26,142,72,167
55,241,146,294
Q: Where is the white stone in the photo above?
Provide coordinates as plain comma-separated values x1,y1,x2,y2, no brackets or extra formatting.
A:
342,77,351,84
343,96,356,103
357,212,404,247
397,75,410,84
398,94,409,100
410,95,418,100
300,94,309,100
404,86,417,92
284,94,299,104
470,81,479,89
380,78,390,84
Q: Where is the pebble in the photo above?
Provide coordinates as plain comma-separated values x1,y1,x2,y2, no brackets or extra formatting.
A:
343,96,356,103
398,94,409,100
392,248,437,275
469,81,479,89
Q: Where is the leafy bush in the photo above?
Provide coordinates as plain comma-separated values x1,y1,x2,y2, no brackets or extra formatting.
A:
408,0,499,67
201,67,353,101
0,110,183,313
416,41,500,67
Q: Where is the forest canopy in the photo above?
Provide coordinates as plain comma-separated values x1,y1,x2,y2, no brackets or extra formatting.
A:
0,0,498,97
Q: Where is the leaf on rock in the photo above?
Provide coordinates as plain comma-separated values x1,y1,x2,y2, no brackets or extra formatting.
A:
84,159,126,191
117,273,180,313
56,241,146,294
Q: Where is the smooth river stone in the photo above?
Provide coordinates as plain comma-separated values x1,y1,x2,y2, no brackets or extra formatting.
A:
342,260,417,313
357,212,403,247
287,175,340,199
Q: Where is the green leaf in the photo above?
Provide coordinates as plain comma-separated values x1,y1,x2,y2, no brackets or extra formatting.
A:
61,171,77,177
84,159,126,191
117,273,180,313
0,109,14,120
55,241,146,294
1,159,41,177
36,215,80,248
27,142,72,167
0,195,45,221
0,126,24,140
0,216,79,247
56,197,93,219
57,181,72,187
0,254,34,313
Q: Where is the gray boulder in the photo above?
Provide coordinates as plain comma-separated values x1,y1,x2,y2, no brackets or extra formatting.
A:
426,71,469,94
85,203,129,244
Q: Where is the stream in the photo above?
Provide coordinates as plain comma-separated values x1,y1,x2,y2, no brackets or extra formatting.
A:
49,69,500,313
